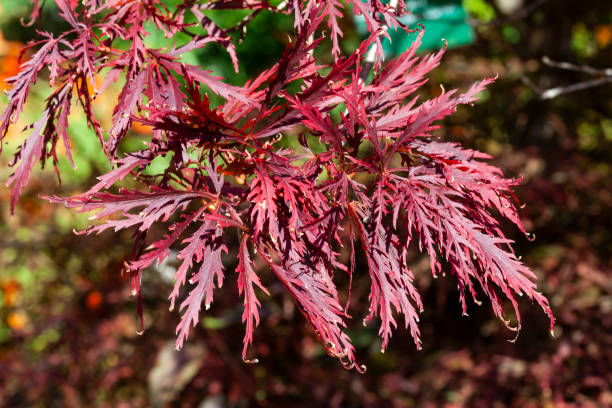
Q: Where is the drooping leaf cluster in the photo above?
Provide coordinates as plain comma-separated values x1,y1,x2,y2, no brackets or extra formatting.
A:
1,0,554,370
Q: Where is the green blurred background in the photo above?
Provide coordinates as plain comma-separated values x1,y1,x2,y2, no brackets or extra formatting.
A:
0,0,611,406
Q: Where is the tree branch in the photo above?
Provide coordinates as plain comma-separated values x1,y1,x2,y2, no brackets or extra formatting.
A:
522,57,612,100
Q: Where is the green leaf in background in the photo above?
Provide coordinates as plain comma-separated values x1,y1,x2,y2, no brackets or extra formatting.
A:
0,0,34,22
463,0,496,23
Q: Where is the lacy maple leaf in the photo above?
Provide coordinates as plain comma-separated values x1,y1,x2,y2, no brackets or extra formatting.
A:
2,0,554,371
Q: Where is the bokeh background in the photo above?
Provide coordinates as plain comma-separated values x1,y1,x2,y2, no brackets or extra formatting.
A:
0,0,611,406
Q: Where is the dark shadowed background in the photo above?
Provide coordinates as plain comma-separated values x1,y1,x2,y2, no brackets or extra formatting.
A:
0,0,611,406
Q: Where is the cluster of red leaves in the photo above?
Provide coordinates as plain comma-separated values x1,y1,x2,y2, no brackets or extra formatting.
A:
0,0,553,370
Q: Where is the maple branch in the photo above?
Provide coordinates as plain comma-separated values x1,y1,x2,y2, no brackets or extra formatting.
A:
359,0,400,83
0,0,554,371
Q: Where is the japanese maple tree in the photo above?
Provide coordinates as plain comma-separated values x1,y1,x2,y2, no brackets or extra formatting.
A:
0,0,554,371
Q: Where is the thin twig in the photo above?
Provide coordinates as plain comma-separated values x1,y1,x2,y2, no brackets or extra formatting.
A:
523,56,612,100
539,77,612,100
542,56,612,77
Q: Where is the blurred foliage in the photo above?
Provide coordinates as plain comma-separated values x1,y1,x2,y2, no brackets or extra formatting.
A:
1,0,612,407
463,0,496,23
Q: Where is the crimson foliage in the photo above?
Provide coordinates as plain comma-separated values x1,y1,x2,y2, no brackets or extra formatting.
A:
0,0,553,370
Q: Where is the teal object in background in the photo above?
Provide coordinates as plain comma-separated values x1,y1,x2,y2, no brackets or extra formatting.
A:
355,0,475,54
